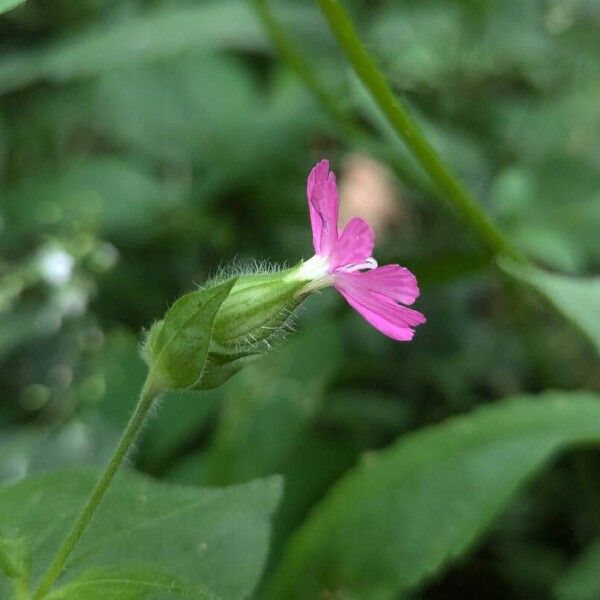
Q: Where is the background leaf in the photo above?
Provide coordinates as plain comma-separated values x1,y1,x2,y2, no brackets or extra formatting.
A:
555,540,600,600
267,391,600,599
0,2,321,94
0,0,24,16
2,158,181,246
0,470,282,600
500,258,600,355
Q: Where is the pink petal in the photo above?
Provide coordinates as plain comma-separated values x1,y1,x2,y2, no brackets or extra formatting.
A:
340,264,420,305
329,218,374,272
335,270,426,341
306,159,339,256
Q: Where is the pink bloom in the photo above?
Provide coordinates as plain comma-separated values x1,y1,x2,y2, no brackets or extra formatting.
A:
293,159,425,341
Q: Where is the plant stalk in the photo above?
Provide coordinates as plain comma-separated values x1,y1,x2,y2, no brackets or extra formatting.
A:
31,374,162,599
250,0,436,196
316,0,518,259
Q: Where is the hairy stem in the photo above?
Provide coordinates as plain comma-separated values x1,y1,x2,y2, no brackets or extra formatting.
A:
316,0,518,258
31,375,163,599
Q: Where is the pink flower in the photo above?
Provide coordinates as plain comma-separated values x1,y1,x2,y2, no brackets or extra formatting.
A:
292,159,425,341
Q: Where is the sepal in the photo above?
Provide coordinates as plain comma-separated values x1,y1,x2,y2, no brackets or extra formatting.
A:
142,279,236,390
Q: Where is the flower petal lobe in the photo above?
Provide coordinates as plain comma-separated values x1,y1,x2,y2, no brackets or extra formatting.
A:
330,218,374,271
335,270,425,340
307,160,339,256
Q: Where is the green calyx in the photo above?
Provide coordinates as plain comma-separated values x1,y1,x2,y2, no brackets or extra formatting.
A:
142,266,310,391
211,269,306,349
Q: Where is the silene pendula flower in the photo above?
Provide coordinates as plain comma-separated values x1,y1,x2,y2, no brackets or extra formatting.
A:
145,159,425,392
287,159,426,341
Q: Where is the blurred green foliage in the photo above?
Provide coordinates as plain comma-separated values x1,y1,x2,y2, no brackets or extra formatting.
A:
0,0,599,599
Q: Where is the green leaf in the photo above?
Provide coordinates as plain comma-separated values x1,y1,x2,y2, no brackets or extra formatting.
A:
267,391,600,599
0,0,24,16
0,2,320,95
499,258,600,355
148,279,237,389
555,539,600,600
0,417,119,484
46,567,216,600
2,158,179,244
89,54,260,164
0,2,262,94
491,161,600,273
0,469,282,599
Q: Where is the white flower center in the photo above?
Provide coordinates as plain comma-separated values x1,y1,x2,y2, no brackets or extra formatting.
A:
287,253,379,297
290,254,331,282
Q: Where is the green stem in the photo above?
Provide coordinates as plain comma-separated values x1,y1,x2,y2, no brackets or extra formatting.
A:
249,0,435,196
316,0,517,258
31,375,163,600
250,0,353,128
14,577,29,600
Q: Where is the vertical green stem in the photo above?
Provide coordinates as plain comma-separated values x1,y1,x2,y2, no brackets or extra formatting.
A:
250,0,351,127
31,375,163,599
316,0,518,258
249,0,435,196
14,577,29,600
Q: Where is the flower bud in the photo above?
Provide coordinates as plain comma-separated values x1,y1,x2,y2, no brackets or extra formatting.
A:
142,265,310,391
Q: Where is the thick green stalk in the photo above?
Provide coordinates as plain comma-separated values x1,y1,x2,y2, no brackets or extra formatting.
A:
316,0,517,258
31,375,163,599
